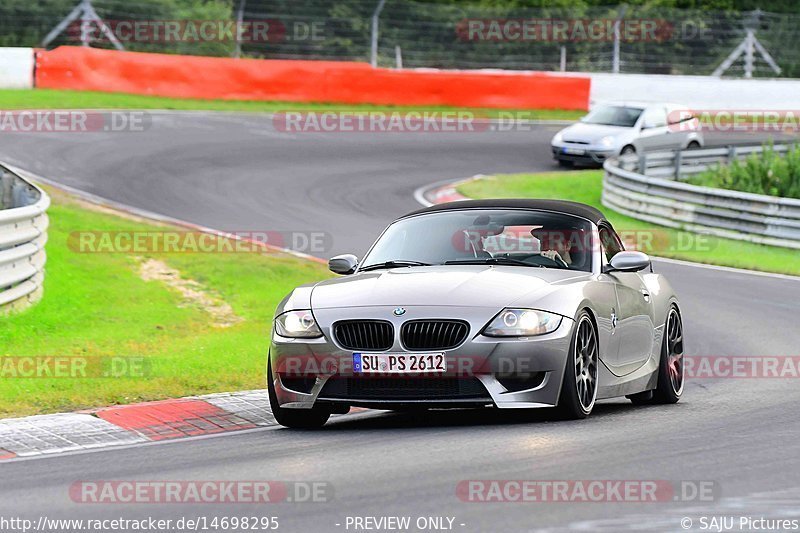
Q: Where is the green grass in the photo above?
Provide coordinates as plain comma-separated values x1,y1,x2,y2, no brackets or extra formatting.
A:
687,143,800,199
0,188,332,417
0,89,585,120
458,170,800,276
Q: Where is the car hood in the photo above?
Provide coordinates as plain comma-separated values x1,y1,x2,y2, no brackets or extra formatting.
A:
310,266,589,310
559,122,631,143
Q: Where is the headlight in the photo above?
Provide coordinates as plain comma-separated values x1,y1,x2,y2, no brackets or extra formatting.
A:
551,131,563,144
274,310,322,338
483,309,563,337
598,135,614,148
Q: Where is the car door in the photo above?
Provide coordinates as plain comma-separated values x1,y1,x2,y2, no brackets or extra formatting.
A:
665,104,696,149
635,106,672,152
598,225,655,374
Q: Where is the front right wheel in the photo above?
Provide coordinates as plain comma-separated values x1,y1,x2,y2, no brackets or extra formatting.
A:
627,306,684,406
267,359,330,429
652,306,684,403
556,311,598,419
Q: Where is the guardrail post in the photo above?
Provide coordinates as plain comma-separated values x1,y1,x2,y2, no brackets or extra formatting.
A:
1,170,13,209
727,145,737,163
674,150,682,181
638,154,647,174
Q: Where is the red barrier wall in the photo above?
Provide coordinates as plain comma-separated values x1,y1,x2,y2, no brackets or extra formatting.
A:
36,47,590,110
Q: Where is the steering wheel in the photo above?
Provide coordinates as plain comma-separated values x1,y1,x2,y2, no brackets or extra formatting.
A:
549,253,570,269
516,253,570,269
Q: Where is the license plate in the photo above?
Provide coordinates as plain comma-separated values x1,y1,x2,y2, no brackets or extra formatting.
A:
562,147,585,155
353,353,446,374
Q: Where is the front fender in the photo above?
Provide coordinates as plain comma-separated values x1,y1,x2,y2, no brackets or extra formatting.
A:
511,278,617,368
641,273,679,328
274,284,316,318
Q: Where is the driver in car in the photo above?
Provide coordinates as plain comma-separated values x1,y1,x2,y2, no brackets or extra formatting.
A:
531,228,572,267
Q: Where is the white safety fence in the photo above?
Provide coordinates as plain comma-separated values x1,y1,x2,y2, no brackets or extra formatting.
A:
586,73,800,110
0,47,34,89
602,145,800,249
0,164,50,312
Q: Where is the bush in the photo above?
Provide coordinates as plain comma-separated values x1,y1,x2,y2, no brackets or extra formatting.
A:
687,143,800,199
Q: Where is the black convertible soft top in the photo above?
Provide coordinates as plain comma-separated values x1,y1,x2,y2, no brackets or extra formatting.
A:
404,199,608,225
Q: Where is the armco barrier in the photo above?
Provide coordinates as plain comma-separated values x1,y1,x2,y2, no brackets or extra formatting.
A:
602,146,800,249
34,47,590,110
0,165,49,313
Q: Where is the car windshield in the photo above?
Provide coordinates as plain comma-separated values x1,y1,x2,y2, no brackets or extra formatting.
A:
581,105,643,127
360,209,594,272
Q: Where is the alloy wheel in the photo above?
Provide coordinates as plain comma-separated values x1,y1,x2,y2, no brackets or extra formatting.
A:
666,308,684,396
574,316,598,412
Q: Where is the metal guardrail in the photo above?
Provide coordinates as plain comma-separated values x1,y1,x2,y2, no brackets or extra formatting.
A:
602,144,800,250
0,164,50,313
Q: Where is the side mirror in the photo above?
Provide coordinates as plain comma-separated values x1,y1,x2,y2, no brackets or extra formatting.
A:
328,254,359,275
603,251,651,273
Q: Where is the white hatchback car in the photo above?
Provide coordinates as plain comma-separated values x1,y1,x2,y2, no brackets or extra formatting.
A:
551,102,704,167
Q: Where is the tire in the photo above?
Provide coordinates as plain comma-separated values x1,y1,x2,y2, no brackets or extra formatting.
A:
555,311,599,419
557,159,574,168
651,306,684,404
267,359,330,429
686,141,701,150
620,145,636,156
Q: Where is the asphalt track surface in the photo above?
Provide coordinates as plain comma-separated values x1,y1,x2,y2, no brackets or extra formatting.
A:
1,113,799,532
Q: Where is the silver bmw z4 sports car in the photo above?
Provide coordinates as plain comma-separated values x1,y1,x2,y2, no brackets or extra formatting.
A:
269,199,684,428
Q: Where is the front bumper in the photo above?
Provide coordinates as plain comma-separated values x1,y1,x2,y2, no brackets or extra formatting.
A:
551,143,615,165
270,307,575,410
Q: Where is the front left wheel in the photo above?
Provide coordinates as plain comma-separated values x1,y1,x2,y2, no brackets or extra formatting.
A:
555,311,599,419
267,361,330,429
